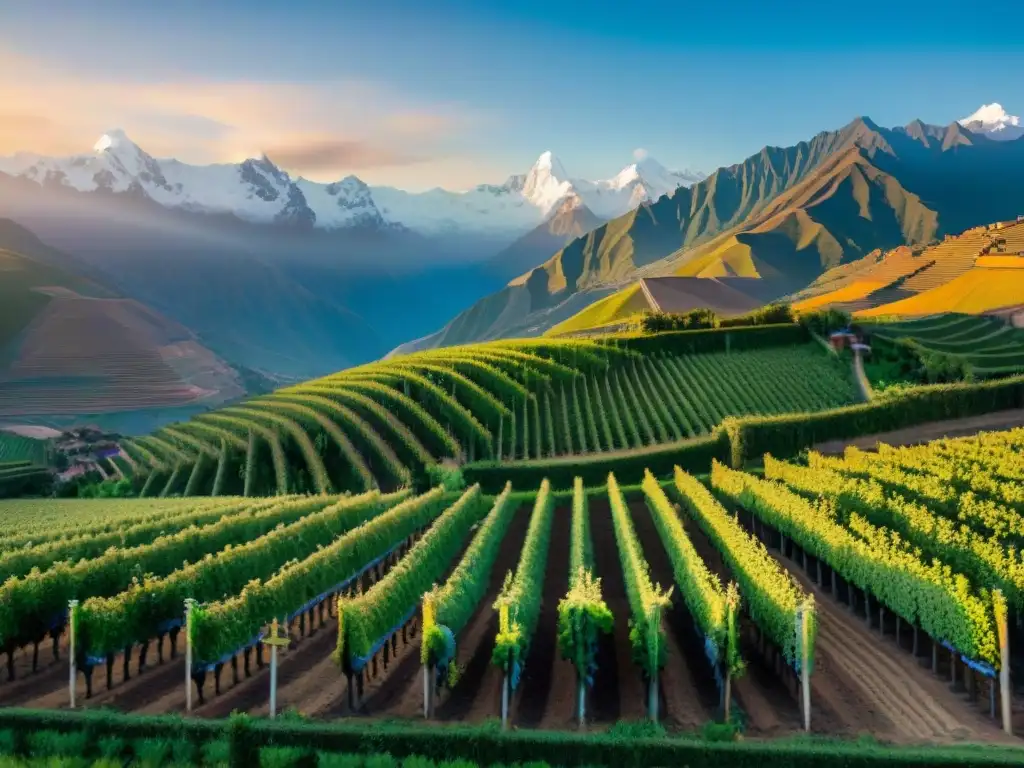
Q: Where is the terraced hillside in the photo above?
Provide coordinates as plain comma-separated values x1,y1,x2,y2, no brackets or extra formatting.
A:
0,220,246,424
864,315,1024,379
0,431,52,465
119,333,858,498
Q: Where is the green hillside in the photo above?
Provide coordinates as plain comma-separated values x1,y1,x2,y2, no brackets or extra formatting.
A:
406,118,1024,352
862,314,1024,387
119,326,858,497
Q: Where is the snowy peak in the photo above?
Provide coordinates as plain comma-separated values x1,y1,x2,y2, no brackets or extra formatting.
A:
0,133,705,236
531,151,571,181
959,103,1023,141
94,128,138,154
521,151,575,212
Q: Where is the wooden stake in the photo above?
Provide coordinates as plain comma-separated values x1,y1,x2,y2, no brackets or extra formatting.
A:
996,589,1012,735
68,600,78,709
185,599,195,714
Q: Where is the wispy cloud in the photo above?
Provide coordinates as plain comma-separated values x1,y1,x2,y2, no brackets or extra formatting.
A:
265,138,424,173
0,49,496,186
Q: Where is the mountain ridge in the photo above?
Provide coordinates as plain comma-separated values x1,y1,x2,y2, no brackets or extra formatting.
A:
0,132,705,238
395,114,1024,354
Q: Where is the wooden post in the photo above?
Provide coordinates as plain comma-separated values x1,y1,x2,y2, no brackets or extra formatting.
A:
995,589,1012,735
269,642,278,718
68,600,79,709
501,673,510,730
723,670,732,723
577,677,586,727
648,604,660,723
184,599,195,714
798,605,811,732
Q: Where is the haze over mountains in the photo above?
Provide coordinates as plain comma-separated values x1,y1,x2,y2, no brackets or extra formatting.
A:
0,134,704,236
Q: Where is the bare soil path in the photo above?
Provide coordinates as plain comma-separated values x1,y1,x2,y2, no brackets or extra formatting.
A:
588,498,647,726
813,409,1024,456
627,498,717,731
777,542,1017,745
511,505,575,730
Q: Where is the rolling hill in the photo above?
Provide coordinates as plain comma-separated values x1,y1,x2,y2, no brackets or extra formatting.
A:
0,219,247,431
116,328,858,498
399,118,1024,351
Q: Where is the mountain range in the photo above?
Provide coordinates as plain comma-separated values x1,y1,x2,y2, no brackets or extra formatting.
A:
1,101,1021,431
0,133,704,237
396,105,1024,353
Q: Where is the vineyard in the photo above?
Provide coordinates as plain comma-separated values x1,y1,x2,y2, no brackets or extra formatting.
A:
0,433,53,498
2,428,1022,755
116,335,857,499
866,315,1024,378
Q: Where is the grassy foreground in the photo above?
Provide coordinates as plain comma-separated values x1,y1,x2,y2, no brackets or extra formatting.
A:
1,709,1023,768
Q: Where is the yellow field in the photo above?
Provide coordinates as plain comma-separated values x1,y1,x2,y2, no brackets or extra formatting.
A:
545,284,649,336
856,266,1024,318
974,256,1024,269
792,280,887,312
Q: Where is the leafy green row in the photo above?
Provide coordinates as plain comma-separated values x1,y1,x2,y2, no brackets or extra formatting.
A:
0,497,222,553
349,369,492,457
79,491,404,658
421,483,517,665
640,471,730,662
335,485,490,668
669,467,806,671
293,381,458,460
0,498,255,582
868,443,1024,514
492,479,555,682
765,455,1024,613
0,494,336,649
710,461,998,667
810,450,1024,543
191,487,450,665
557,477,613,685
607,473,672,678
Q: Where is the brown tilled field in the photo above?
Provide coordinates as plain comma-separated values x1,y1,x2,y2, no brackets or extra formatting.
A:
0,295,244,417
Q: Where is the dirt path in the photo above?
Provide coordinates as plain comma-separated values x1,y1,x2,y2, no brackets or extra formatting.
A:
778,546,1017,745
1,635,70,707
814,409,1024,456
9,633,191,714
434,505,532,724
588,498,649,725
511,505,575,730
628,498,717,731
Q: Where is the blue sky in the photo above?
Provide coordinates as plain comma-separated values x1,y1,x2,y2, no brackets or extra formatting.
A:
1,0,1021,189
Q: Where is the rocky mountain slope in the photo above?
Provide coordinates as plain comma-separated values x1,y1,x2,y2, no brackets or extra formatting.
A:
399,113,1024,352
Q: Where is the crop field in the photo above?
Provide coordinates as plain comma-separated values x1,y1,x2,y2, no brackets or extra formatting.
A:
0,433,51,465
2,428,1021,749
118,336,857,499
865,314,1024,377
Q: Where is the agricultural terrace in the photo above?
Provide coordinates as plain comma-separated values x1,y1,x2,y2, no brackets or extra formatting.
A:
117,329,857,498
2,428,1023,750
863,314,1024,383
0,433,52,466
0,433,53,498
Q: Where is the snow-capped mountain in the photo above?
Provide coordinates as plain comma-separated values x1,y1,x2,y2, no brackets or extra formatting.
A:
959,103,1023,141
0,131,705,236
